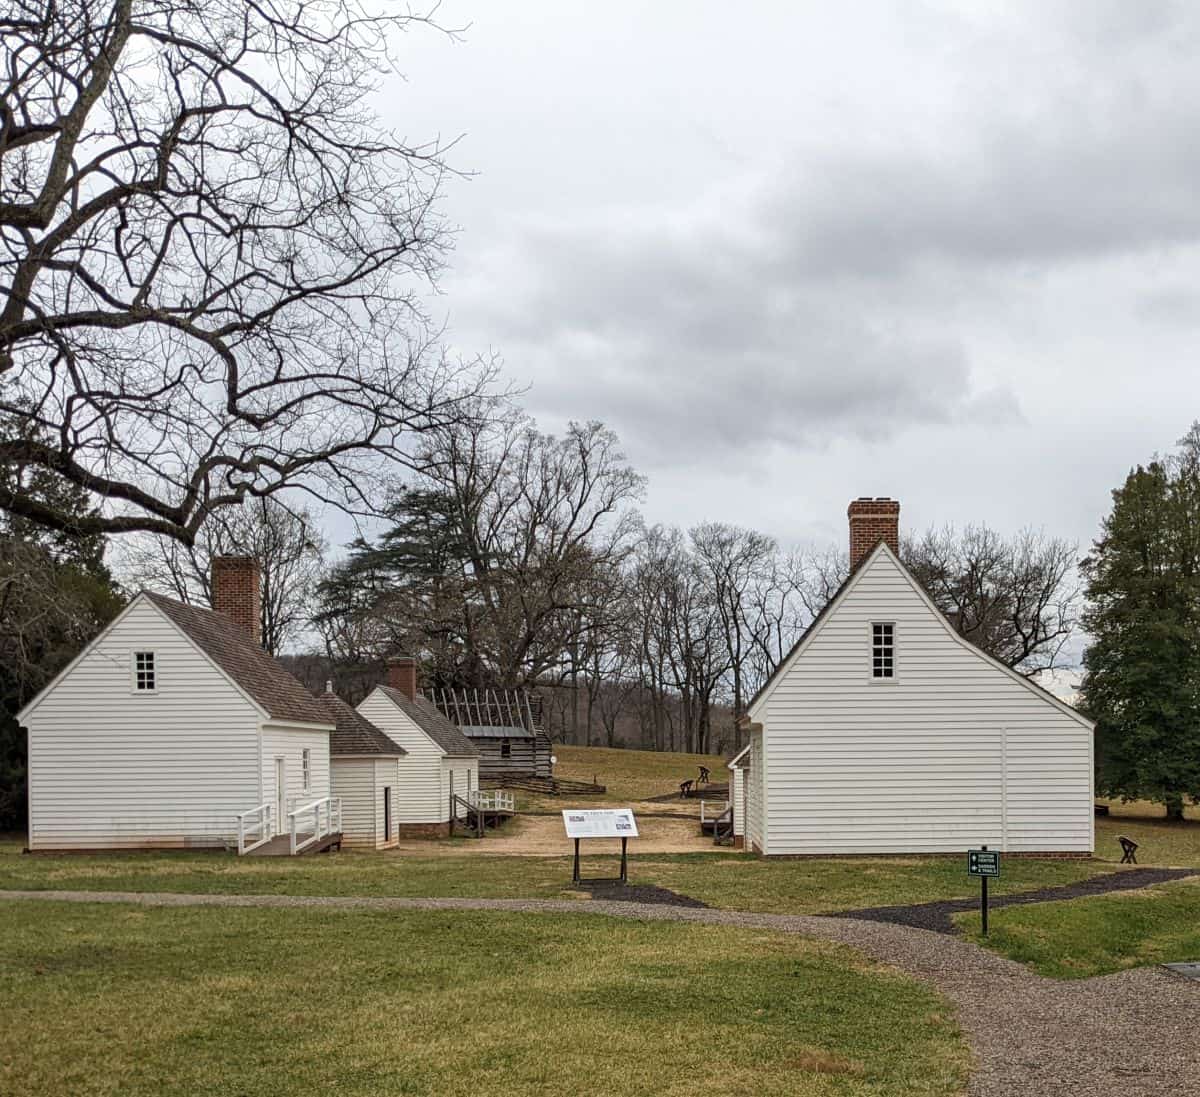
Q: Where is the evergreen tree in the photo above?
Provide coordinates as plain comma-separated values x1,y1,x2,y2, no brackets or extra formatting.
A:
0,419,123,828
1081,426,1200,820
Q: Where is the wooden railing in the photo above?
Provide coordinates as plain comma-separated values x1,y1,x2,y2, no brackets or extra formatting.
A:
288,796,342,855
450,794,484,839
699,799,730,826
236,803,274,855
471,790,515,813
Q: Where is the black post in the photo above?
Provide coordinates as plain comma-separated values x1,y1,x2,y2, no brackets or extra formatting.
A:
619,837,628,882
573,837,580,883
981,843,989,937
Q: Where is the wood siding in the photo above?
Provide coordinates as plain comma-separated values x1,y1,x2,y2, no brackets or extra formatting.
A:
746,730,764,852
332,757,400,848
23,598,263,850
730,765,745,837
750,548,1093,856
261,724,331,828
357,690,450,823
441,759,480,820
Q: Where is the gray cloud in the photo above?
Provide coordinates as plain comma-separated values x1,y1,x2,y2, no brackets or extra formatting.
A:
386,1,1200,553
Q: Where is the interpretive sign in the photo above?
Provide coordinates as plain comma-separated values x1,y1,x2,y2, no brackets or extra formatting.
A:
563,808,639,884
967,849,1001,877
561,808,639,840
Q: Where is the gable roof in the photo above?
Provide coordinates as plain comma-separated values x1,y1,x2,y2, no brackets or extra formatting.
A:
315,692,406,757
375,686,480,757
745,541,1093,729
143,592,332,725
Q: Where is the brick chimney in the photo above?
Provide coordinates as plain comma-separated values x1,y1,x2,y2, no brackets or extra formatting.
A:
847,497,900,571
211,555,262,645
387,656,418,701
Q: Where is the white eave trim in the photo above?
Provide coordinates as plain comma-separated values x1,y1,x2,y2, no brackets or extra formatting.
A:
726,745,750,770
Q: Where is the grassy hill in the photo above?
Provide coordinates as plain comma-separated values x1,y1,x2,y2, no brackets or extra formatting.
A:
551,744,729,802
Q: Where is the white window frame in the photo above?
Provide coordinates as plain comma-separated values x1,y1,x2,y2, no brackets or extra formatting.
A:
870,622,896,682
302,748,311,793
131,650,157,694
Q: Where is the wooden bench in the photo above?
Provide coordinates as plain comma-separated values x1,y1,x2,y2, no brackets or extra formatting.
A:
1118,835,1139,865
679,779,694,798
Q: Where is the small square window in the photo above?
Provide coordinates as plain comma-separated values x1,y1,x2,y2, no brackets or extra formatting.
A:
871,624,894,679
302,749,311,792
133,651,156,692
500,739,512,758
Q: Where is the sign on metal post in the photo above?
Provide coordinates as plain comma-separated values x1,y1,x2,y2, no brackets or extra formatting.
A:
967,849,1001,878
967,846,1000,935
562,809,639,884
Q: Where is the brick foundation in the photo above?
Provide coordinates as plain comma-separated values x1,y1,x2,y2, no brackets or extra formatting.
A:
395,822,450,839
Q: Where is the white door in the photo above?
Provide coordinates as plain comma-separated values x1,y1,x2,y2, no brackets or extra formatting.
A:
275,757,286,836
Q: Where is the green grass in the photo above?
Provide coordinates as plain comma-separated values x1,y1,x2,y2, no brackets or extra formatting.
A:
955,877,1200,979
0,837,1110,914
548,743,728,803
0,899,969,1097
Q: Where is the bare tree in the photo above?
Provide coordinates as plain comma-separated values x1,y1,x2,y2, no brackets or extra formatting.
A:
1,1,495,542
903,524,1080,675
119,497,324,652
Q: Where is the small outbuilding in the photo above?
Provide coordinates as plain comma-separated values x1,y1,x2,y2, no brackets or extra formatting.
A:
428,688,553,779
356,660,481,838
726,745,749,848
317,686,407,850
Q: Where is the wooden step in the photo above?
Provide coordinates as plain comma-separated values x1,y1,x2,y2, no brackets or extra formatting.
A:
244,832,343,856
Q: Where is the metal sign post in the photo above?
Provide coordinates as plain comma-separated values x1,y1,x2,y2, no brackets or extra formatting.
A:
967,845,1001,935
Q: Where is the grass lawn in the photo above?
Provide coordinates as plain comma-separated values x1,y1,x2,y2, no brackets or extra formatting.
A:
544,743,728,803
0,899,969,1097
0,836,1110,914
955,877,1200,979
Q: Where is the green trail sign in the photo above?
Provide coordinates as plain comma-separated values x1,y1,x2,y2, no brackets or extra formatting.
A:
968,848,1001,877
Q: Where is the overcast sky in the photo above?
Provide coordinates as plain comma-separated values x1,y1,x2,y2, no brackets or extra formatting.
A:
376,1,1200,557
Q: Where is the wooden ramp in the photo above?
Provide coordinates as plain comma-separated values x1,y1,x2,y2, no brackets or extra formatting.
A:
245,832,343,856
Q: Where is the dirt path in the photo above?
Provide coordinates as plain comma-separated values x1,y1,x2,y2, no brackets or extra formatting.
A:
392,811,733,855
836,866,1200,933
4,887,1197,1095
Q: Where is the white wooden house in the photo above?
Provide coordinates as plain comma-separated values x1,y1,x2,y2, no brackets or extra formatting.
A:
356,659,480,838
741,498,1094,858
318,687,407,850
18,558,339,852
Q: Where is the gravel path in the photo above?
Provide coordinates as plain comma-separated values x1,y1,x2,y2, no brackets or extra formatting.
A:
4,888,1198,1096
836,866,1200,933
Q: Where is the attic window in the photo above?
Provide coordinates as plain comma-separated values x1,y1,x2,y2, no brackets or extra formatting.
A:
133,651,156,692
871,624,894,679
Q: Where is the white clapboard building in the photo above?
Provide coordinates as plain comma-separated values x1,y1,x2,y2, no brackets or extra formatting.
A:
17,557,468,853
356,659,480,839
740,498,1094,858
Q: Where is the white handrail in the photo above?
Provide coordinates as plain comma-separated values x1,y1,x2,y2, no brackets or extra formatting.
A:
236,803,273,855
699,799,730,825
470,790,514,813
288,796,341,855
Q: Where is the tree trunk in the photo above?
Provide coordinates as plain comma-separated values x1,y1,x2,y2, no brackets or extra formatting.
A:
1165,793,1186,821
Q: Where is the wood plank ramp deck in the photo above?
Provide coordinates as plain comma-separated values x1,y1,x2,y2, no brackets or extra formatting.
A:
246,832,343,857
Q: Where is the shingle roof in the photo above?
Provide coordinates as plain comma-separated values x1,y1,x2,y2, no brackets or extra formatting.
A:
143,592,333,726
315,692,406,757
376,686,480,757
